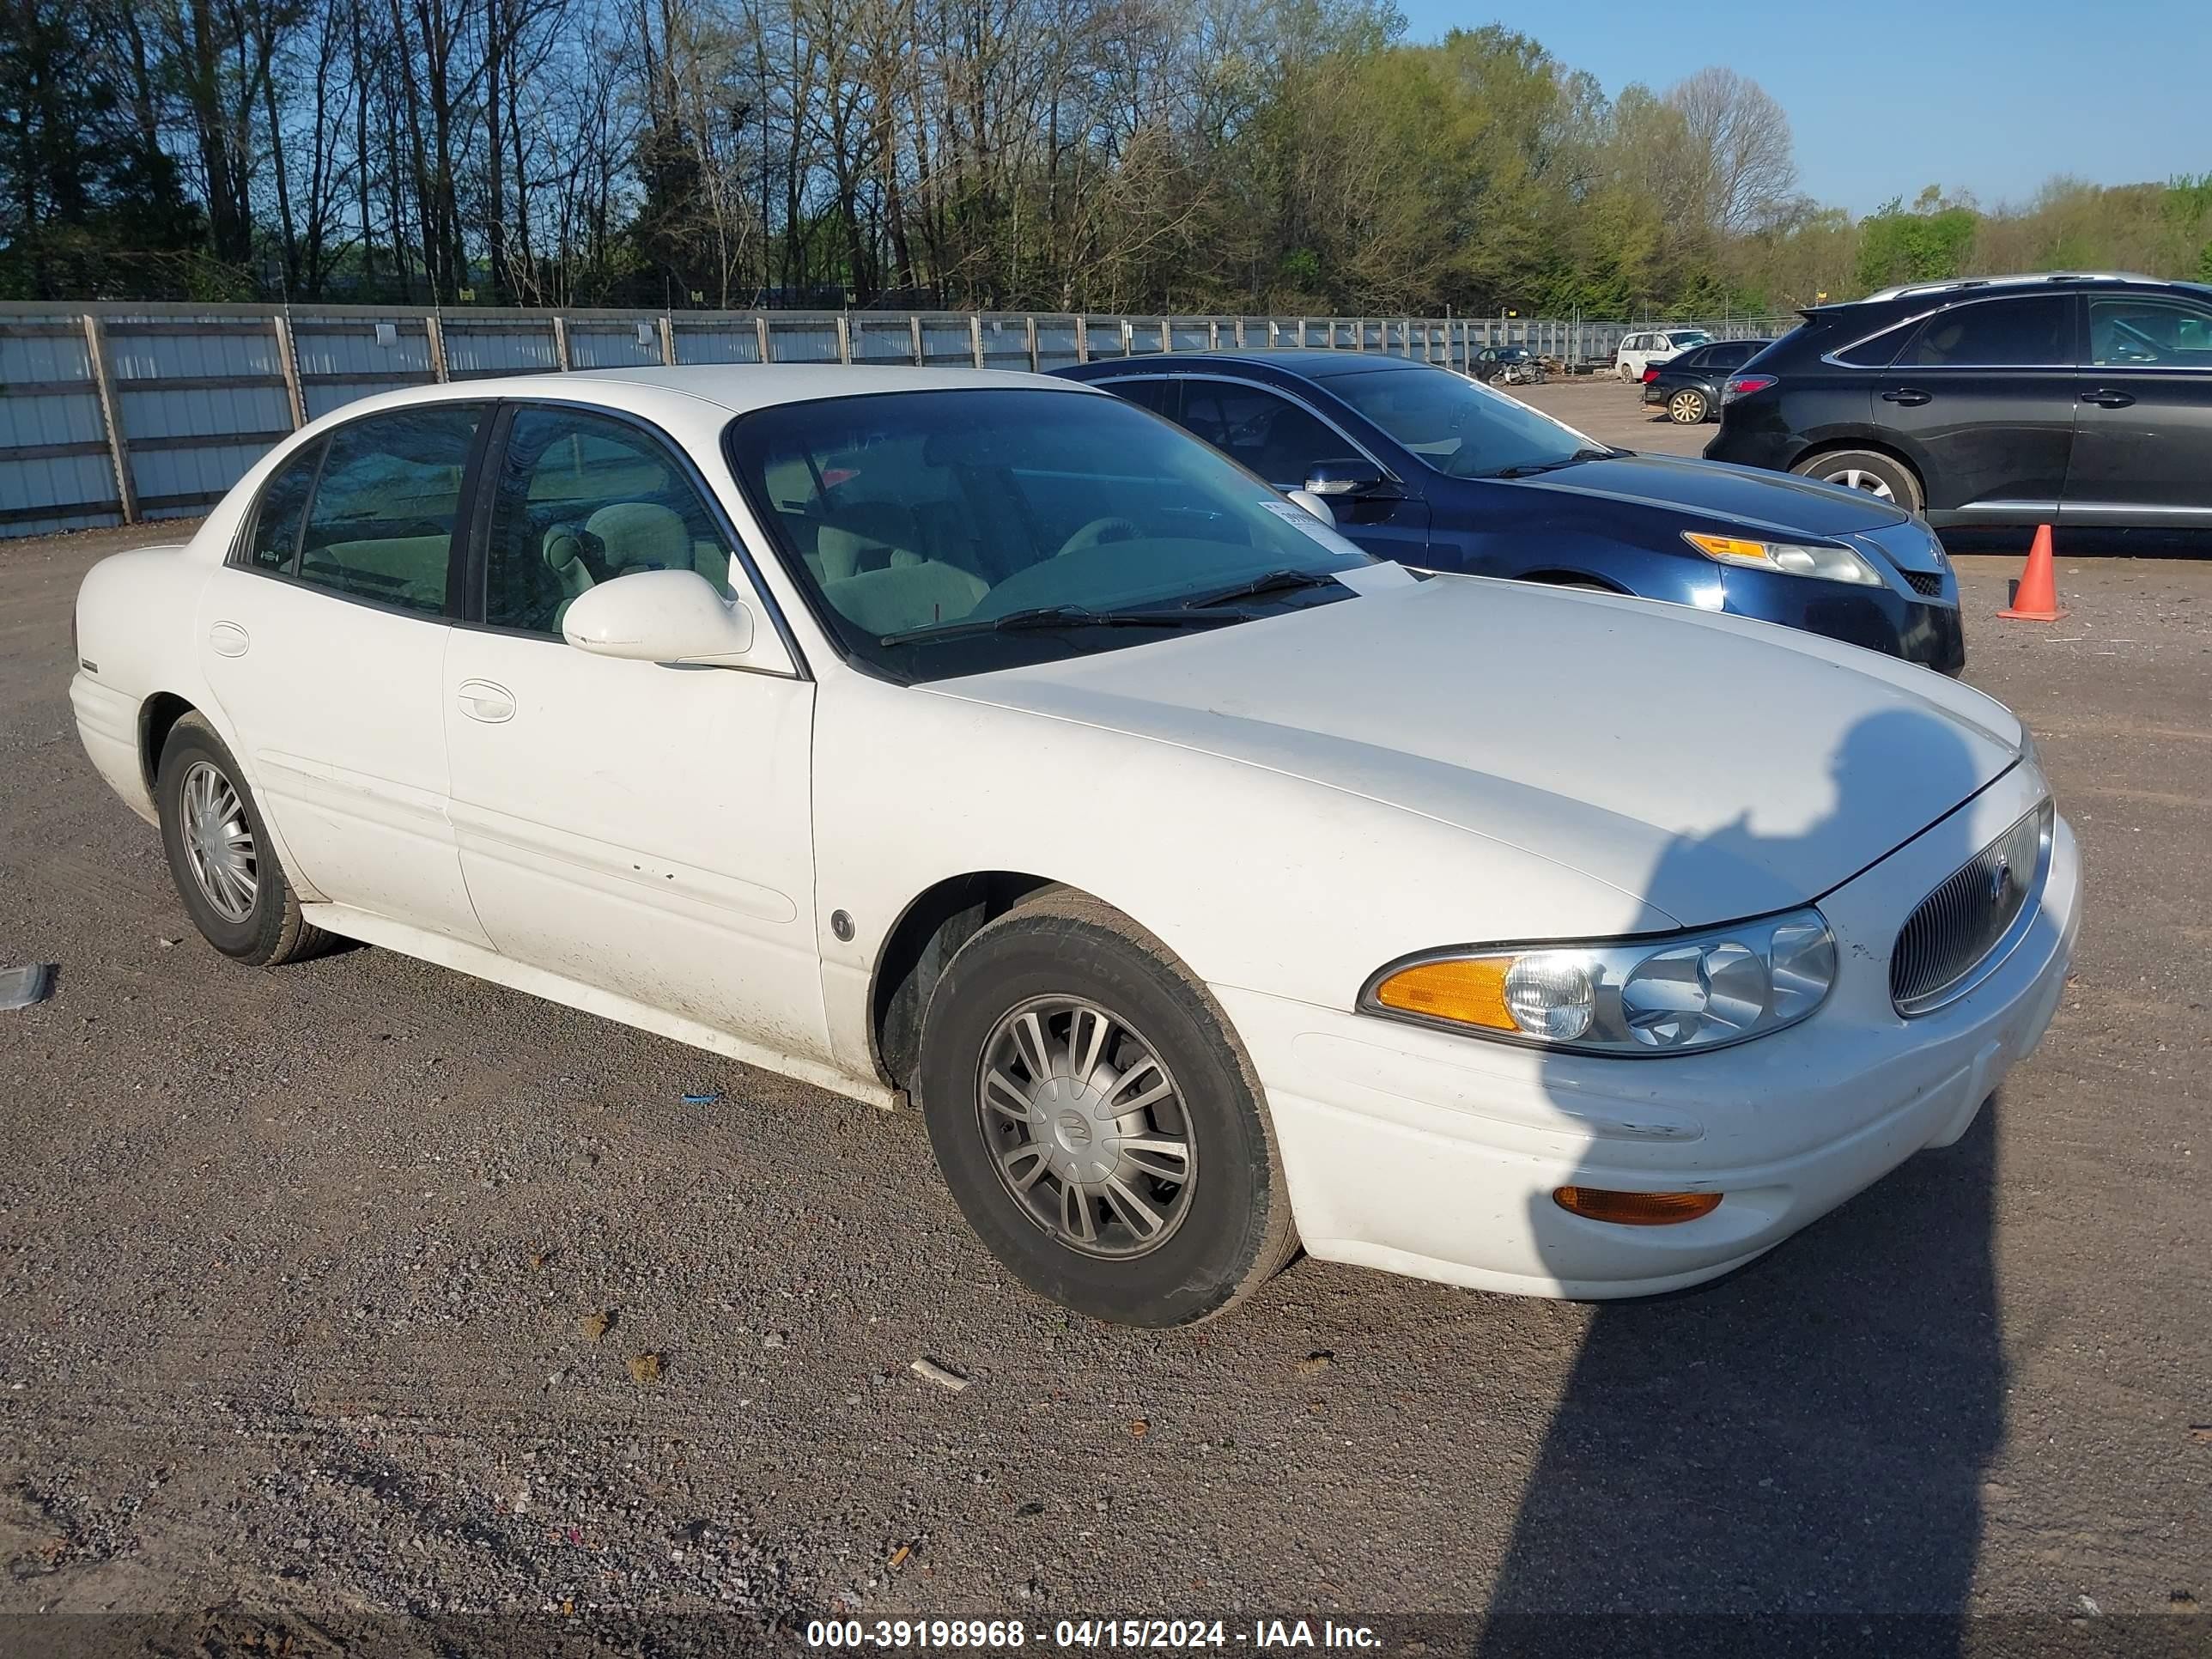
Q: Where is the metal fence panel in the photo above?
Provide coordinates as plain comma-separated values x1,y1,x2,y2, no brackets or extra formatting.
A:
0,302,1802,537
672,324,763,365
443,320,557,377
567,320,665,370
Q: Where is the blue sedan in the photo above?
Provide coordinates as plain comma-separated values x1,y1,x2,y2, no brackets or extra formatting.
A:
1055,351,1964,674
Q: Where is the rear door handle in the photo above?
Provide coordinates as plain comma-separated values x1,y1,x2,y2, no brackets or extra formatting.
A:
2079,387,2136,408
1881,388,1932,407
456,678,515,724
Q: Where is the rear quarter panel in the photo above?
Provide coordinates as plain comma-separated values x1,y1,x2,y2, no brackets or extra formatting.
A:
72,543,228,823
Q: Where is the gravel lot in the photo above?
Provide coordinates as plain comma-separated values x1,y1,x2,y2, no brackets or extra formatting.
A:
1,405,2207,1651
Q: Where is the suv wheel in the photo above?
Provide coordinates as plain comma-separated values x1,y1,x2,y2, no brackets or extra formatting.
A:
1792,449,1923,514
916,892,1298,1326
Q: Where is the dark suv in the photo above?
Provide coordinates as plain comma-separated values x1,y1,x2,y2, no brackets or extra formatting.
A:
1706,273,2212,537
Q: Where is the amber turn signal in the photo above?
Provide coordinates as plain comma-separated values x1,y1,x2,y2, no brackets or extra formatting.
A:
1370,957,1516,1030
1553,1187,1723,1226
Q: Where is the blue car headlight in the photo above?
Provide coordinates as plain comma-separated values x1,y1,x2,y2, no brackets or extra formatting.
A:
1683,531,1885,586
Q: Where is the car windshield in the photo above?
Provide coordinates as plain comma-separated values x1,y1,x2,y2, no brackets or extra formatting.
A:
725,386,1373,683
1668,331,1712,348
1327,364,1610,479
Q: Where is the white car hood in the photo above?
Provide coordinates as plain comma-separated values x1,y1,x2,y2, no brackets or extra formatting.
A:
932,574,2022,928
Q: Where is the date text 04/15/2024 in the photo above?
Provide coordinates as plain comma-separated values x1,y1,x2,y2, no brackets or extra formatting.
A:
805,1619,1382,1650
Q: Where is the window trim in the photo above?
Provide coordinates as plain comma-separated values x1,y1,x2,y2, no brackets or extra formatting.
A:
1823,293,2085,372
460,392,811,679
225,401,493,623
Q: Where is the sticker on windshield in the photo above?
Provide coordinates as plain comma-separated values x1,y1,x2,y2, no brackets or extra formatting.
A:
1258,497,1356,549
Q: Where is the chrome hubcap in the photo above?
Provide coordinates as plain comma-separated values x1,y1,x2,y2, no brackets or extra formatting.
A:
976,997,1197,1259
1827,467,1896,501
179,761,258,923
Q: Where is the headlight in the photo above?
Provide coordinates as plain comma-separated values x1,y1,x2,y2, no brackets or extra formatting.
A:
1361,908,1838,1056
1682,532,1884,586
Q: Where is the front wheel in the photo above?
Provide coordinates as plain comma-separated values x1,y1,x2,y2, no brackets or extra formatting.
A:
1667,387,1710,423
1791,448,1924,515
917,894,1297,1326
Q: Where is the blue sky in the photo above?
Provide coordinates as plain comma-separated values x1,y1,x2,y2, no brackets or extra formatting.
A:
1395,0,2206,215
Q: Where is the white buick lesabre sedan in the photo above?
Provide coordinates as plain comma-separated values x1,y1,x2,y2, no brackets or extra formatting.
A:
70,366,2080,1326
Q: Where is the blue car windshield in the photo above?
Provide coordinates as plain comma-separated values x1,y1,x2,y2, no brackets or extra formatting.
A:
1328,364,1606,480
724,387,1373,683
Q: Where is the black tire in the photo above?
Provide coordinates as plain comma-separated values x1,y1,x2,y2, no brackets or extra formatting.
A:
1791,447,1923,515
917,892,1298,1327
155,712,329,966
1667,387,1709,424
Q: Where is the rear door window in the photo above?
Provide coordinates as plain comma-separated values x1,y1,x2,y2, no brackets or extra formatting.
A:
1176,382,1353,489
1103,377,1180,418
299,406,484,612
1901,297,2072,368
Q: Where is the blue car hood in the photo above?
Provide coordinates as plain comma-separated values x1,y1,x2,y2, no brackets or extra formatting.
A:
1519,451,1912,540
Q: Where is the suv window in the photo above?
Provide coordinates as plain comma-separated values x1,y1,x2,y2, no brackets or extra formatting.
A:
485,407,738,635
298,405,483,611
245,443,322,573
1176,382,1350,488
2088,295,2212,368
1902,296,2072,368
1833,321,1912,368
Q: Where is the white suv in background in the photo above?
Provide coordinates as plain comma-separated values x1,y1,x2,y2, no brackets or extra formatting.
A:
1615,328,1712,380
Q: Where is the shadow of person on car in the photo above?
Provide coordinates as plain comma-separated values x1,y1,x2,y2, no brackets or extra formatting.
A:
1476,711,2004,1656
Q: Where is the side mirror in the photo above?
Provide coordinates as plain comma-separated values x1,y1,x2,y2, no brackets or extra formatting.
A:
1304,458,1393,500
562,568,758,666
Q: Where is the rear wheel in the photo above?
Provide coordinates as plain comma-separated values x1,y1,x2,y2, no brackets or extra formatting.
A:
156,714,328,965
1667,387,1710,423
916,894,1297,1326
1792,448,1923,515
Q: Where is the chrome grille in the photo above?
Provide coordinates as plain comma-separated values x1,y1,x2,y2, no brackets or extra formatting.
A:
1890,802,2051,1014
1902,569,1944,598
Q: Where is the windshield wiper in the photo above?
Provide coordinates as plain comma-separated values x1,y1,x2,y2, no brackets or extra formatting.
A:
1485,447,1619,479
878,605,1241,646
1180,568,1345,609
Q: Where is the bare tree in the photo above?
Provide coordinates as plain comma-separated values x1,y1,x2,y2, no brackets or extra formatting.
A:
1665,64,1796,237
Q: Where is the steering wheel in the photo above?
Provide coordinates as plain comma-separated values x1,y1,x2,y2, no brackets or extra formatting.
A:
1054,516,1143,558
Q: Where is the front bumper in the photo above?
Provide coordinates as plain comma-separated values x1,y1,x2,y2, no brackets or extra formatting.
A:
1218,763,2078,1299
1712,561,1965,676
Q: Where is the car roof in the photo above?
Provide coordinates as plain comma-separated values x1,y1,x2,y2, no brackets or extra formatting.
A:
1823,273,2212,314
271,364,1104,444
1062,349,1435,380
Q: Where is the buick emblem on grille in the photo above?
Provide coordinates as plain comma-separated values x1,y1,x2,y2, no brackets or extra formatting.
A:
1988,860,2014,907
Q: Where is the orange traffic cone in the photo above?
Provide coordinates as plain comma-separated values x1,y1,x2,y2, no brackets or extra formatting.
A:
1997,524,2068,622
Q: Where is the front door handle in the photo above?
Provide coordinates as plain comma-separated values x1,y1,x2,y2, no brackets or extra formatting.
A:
208,620,250,658
456,678,515,724
1881,388,1933,407
2079,387,2136,408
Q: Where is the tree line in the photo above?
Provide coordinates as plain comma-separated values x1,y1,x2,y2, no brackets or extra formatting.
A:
4,0,2209,314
